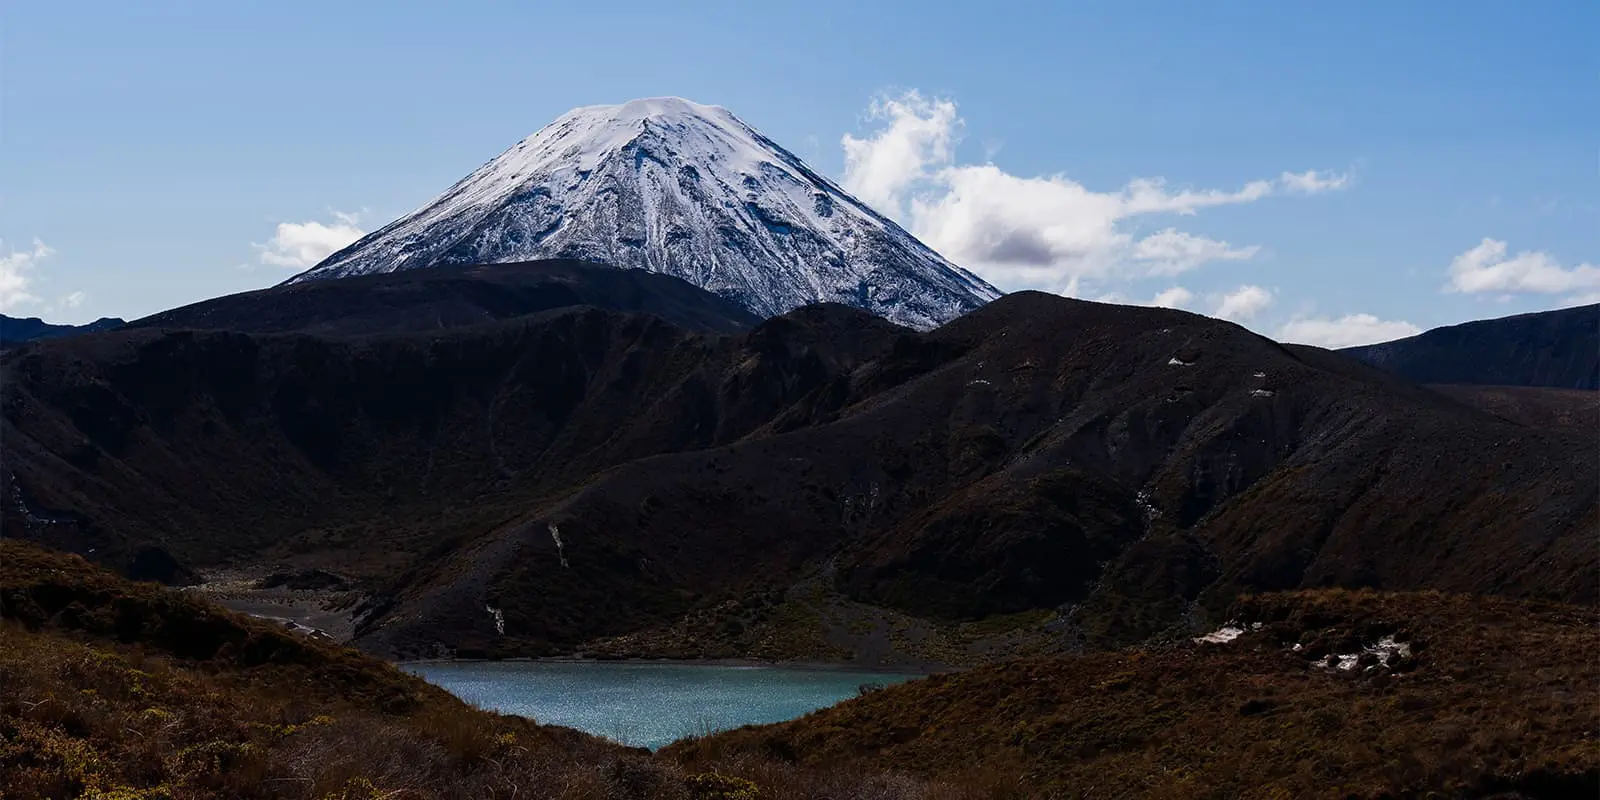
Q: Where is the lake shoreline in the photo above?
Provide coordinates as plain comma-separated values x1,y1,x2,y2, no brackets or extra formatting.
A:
395,654,947,676
402,658,931,750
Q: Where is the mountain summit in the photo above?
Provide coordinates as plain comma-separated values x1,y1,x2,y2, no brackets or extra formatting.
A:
289,97,1000,329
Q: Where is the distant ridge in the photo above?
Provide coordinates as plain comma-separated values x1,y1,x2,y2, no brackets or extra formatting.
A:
0,314,123,348
133,259,760,336
1341,303,1599,389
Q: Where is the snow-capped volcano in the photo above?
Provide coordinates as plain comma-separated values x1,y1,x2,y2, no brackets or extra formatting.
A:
288,97,999,329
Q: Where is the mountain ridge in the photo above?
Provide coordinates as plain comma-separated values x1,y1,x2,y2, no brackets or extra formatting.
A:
3,272,1591,666
133,259,760,336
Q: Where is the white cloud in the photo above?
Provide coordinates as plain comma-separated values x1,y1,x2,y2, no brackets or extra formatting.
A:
1150,286,1194,309
1094,286,1194,309
1276,314,1422,348
1445,238,1600,296
841,91,959,213
1214,285,1273,321
1133,229,1259,276
255,212,366,269
1119,177,1275,215
1278,169,1350,194
60,291,86,309
0,238,54,312
839,92,1348,294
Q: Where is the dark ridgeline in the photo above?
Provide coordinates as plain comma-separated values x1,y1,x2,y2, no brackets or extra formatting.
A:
0,314,124,348
132,259,761,336
1341,303,1599,389
3,260,1592,664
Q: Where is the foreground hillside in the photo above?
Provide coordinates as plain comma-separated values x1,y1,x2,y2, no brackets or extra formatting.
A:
0,542,965,799
7,541,1593,799
1342,303,1599,389
3,262,1595,663
0,542,640,799
672,590,1600,799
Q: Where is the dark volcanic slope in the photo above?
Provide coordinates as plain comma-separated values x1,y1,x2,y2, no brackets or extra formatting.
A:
0,314,124,349
132,259,762,336
1431,383,1600,432
1341,303,1599,389
3,292,1594,660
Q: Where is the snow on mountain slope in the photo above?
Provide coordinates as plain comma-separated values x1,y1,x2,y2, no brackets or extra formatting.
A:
288,97,1000,329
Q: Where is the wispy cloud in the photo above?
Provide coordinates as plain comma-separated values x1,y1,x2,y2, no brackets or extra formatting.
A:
839,91,1350,295
1277,169,1350,194
1133,230,1259,276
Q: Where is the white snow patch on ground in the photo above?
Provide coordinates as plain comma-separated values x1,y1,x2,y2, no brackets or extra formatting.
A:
549,523,569,568
486,605,506,635
1251,389,1276,397
1135,490,1161,521
968,378,991,386
1168,357,1193,366
1374,635,1411,660
1313,634,1412,671
1194,625,1246,644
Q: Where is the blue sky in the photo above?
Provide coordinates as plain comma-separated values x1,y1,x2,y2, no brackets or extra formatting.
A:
3,0,1595,345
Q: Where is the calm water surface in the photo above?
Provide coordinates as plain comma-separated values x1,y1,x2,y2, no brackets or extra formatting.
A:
405,661,921,749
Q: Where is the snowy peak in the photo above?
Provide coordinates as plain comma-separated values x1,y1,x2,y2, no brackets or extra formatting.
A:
542,97,753,171
293,97,1000,329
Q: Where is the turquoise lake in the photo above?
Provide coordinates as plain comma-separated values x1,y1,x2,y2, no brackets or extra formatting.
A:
404,661,921,750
